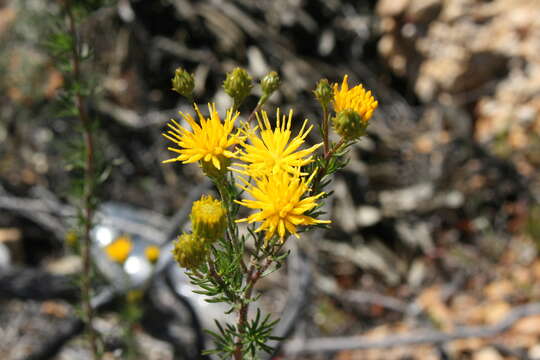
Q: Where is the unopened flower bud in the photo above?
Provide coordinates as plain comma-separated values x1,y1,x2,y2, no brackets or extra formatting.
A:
223,67,253,108
191,195,227,243
332,109,368,141
171,68,194,98
172,233,208,270
260,71,280,97
313,78,333,107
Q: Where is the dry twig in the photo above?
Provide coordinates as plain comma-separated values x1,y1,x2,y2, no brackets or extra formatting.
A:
284,302,540,355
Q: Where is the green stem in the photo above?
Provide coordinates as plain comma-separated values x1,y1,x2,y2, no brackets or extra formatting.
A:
311,137,346,195
66,2,99,358
232,240,285,359
214,175,249,287
207,259,237,303
214,176,235,238
246,103,261,124
322,104,329,156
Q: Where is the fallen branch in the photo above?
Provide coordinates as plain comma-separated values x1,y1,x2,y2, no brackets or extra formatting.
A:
284,302,540,355
0,268,78,301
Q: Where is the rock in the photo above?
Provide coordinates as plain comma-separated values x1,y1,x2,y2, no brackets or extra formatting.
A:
483,301,510,325
247,46,268,78
483,279,513,300
514,315,540,335
417,286,453,329
46,255,82,275
356,206,381,227
407,259,427,288
376,0,409,17
407,0,442,23
0,243,11,270
333,178,358,232
528,344,540,358
0,6,16,36
396,221,434,253
379,183,433,214
0,227,22,263
473,347,503,360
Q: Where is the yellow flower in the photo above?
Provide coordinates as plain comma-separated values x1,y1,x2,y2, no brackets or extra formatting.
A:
105,235,133,264
144,245,160,264
235,170,330,241
191,195,227,242
162,103,242,172
233,109,322,177
333,75,378,122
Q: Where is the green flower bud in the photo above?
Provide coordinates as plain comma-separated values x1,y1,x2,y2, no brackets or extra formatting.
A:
313,78,333,107
223,67,253,108
172,233,208,270
172,68,195,98
332,109,368,141
260,71,280,96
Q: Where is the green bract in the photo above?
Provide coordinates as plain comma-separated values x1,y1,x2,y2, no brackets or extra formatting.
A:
332,109,368,141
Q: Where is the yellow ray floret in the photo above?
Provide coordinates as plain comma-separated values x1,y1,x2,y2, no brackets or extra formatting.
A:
162,103,242,170
333,75,378,122
235,170,330,241
233,109,322,177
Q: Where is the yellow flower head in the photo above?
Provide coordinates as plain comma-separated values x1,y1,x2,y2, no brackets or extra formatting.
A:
162,103,242,172
144,245,160,264
191,195,227,242
333,75,378,123
105,235,133,264
235,170,330,241
233,109,322,177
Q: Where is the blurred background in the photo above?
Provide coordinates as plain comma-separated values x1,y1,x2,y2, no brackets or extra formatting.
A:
2,0,540,359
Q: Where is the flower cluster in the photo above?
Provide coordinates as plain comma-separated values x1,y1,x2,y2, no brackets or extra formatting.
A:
163,70,377,248
161,68,377,359
164,110,329,244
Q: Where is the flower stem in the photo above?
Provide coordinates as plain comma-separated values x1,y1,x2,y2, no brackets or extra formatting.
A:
322,104,329,156
311,137,346,195
66,2,99,358
246,103,261,124
233,241,284,359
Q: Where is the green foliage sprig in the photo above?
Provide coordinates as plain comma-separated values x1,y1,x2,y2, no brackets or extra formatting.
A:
45,1,114,358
